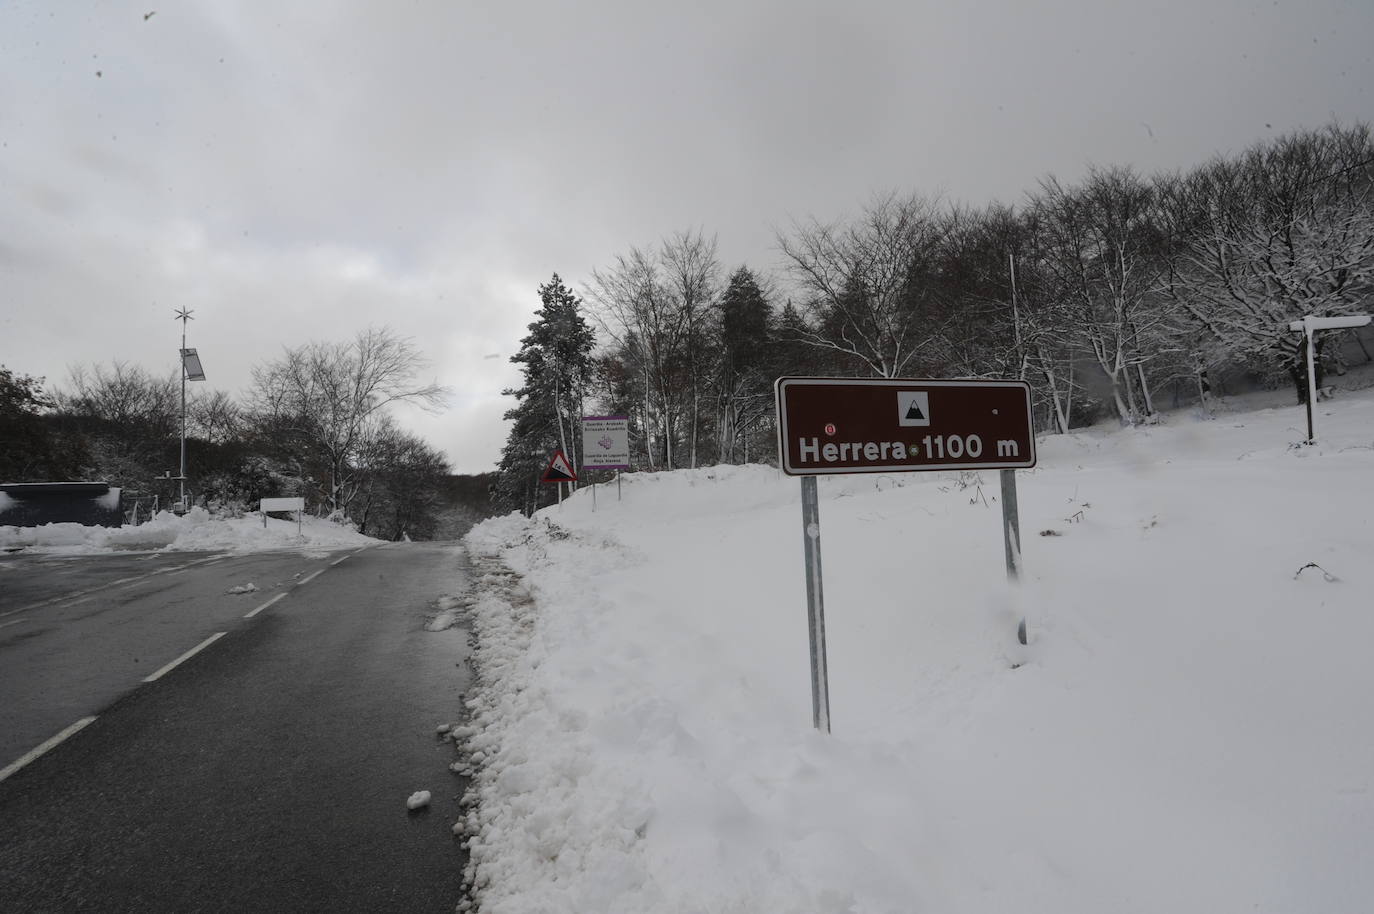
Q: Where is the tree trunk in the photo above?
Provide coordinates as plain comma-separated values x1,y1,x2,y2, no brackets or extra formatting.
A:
1135,363,1156,416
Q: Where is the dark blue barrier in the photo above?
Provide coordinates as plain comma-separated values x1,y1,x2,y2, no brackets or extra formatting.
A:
0,482,124,528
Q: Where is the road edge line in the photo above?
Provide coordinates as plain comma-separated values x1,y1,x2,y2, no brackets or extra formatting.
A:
245,593,287,619
143,632,227,683
0,716,99,784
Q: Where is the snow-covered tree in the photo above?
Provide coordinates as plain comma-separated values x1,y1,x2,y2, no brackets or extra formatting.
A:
1168,124,1374,402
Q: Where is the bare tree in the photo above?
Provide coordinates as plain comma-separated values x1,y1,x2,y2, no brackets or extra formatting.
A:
188,389,243,445
777,192,947,378
1034,167,1172,424
250,326,447,515
587,230,720,469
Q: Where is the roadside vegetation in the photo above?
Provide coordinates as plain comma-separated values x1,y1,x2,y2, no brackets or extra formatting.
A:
496,121,1374,514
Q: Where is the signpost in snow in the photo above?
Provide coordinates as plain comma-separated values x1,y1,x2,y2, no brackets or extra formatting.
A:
775,377,1038,733
540,449,578,507
1287,314,1371,444
581,416,630,509
260,496,305,535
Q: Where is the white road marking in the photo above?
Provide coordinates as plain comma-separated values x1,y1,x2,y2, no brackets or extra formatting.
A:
0,618,26,630
298,569,324,586
329,555,349,567
0,716,98,783
1,552,235,618
245,593,287,618
143,632,227,683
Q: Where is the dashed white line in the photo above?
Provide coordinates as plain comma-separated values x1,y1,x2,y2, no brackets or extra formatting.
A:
143,632,227,683
298,569,324,586
0,618,26,630
245,593,287,618
329,555,349,567
0,716,98,783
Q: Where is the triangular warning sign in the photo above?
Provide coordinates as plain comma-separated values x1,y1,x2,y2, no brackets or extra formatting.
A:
540,449,578,483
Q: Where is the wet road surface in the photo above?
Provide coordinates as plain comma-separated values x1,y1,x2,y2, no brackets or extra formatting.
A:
0,542,473,913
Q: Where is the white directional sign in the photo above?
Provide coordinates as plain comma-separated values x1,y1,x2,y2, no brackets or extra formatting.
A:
581,415,631,470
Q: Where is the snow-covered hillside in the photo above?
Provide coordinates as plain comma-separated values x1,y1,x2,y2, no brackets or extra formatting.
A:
459,388,1374,914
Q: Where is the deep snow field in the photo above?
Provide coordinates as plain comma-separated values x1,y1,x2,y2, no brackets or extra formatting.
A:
460,387,1374,914
0,505,377,554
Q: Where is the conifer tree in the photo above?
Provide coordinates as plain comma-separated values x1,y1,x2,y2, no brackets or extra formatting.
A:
494,275,596,515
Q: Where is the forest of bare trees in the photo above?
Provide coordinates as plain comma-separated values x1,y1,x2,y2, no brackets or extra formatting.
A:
496,122,1374,513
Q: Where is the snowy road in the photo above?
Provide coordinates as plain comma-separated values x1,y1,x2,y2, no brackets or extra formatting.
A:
0,542,472,912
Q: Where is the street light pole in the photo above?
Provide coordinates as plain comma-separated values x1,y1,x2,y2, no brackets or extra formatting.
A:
174,309,207,513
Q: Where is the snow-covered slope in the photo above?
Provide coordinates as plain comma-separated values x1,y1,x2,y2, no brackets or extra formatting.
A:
460,390,1374,914
0,506,378,554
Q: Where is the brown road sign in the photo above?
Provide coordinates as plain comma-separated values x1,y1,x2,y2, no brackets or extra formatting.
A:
775,377,1036,475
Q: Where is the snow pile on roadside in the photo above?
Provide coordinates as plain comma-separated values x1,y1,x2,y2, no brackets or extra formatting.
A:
459,390,1374,913
0,507,378,554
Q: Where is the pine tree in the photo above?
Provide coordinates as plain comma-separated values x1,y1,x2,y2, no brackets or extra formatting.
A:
716,267,775,463
494,275,597,516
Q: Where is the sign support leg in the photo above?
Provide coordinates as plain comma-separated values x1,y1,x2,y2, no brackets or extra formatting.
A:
800,476,831,733
1304,329,1317,444
1000,469,1026,645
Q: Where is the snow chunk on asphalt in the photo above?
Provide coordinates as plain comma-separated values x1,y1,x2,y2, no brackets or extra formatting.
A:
225,583,258,595
425,595,464,631
407,790,431,810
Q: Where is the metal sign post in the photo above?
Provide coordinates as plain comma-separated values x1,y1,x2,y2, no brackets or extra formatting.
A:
1000,469,1026,644
800,476,831,733
776,377,1038,731
1287,314,1371,444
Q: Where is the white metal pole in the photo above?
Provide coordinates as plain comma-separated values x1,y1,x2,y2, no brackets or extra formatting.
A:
800,476,831,733
1000,469,1026,645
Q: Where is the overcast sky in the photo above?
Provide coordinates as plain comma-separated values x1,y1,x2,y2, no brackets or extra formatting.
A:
2,1,1370,473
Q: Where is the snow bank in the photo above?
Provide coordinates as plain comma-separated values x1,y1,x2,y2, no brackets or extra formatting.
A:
0,506,378,554
459,390,1374,913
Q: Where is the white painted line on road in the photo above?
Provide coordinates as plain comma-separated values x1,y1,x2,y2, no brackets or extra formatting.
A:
0,617,26,630
0,716,98,784
298,569,324,586
1,590,90,619
61,595,96,608
2,552,239,620
329,555,350,567
245,593,287,618
143,632,227,683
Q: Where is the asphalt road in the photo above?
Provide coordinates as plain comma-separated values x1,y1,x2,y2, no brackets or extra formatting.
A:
0,542,473,913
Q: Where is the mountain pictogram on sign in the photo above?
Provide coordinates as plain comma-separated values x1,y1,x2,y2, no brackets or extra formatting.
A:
540,450,578,483
897,391,931,427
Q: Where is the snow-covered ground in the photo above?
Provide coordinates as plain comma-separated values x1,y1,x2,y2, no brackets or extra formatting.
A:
0,506,378,554
459,387,1374,914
